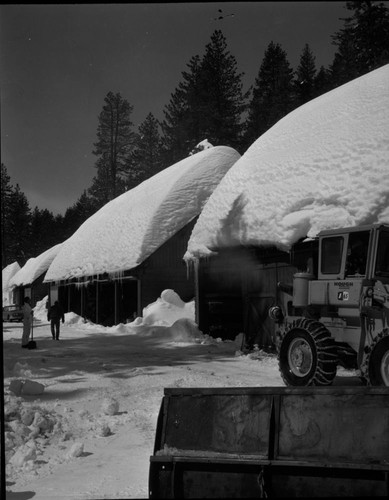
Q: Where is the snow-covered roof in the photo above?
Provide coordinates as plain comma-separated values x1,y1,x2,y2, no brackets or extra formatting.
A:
10,244,63,287
45,146,240,282
2,262,21,292
185,64,389,260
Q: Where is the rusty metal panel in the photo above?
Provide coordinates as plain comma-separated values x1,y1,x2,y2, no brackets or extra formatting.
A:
277,392,389,464
270,470,388,497
161,393,272,457
150,387,389,498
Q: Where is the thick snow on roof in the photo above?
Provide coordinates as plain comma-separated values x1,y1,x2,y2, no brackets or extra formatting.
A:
2,262,21,293
45,146,240,281
185,65,389,260
10,244,63,287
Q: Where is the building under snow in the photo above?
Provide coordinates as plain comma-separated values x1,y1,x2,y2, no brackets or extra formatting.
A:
9,243,63,307
184,65,389,346
2,262,21,306
44,146,240,326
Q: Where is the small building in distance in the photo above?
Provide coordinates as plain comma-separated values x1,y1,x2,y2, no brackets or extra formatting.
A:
2,261,21,306
9,243,63,307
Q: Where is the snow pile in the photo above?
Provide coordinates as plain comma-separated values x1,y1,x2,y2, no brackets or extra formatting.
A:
3,390,127,477
32,296,48,321
138,289,195,326
2,261,21,304
185,65,389,259
33,296,85,327
33,291,218,345
10,243,63,286
127,289,217,343
190,138,214,155
45,146,240,281
101,398,120,416
4,393,63,470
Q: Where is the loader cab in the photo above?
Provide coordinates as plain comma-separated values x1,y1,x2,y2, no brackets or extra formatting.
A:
318,226,373,280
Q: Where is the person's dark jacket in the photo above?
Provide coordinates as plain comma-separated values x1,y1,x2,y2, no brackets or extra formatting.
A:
47,303,65,323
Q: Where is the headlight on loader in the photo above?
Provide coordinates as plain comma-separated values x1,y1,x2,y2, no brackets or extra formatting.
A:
269,306,284,322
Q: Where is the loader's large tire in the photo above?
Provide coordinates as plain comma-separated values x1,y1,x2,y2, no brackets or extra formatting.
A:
364,329,389,386
279,318,338,386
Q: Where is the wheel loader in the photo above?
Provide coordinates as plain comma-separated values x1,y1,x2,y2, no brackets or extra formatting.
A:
269,223,389,387
149,223,389,498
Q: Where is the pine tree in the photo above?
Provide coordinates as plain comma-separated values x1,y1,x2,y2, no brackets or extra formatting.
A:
198,30,248,150
1,163,14,266
351,1,389,71
88,157,120,209
6,184,31,265
161,55,204,164
294,44,317,106
162,31,248,161
62,190,98,239
92,92,137,204
243,41,295,149
29,207,59,256
330,1,389,86
313,65,332,97
330,22,360,87
130,113,164,188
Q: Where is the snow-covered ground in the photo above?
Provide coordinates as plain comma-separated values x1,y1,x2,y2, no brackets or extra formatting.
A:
4,292,360,500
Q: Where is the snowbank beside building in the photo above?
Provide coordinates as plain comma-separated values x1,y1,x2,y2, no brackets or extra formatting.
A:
33,290,209,344
185,65,389,259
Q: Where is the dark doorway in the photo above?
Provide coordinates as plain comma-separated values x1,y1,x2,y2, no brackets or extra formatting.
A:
244,295,275,348
117,279,138,324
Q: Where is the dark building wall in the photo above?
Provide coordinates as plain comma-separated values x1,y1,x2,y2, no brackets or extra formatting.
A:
14,273,50,307
31,274,50,307
137,219,197,310
197,246,296,346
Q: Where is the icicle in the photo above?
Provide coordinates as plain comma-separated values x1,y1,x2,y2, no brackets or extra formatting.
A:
185,257,200,280
108,269,124,282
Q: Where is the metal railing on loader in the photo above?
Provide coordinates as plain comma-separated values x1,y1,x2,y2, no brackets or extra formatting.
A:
149,386,389,498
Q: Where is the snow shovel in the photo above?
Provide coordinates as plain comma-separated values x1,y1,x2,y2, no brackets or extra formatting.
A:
28,315,37,350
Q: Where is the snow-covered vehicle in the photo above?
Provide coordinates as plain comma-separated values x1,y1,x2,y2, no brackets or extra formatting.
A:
269,223,389,386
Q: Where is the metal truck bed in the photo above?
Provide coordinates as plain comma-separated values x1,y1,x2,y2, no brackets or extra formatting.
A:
149,386,389,498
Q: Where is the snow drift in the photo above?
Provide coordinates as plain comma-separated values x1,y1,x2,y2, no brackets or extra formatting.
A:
10,244,63,287
45,146,240,282
185,65,389,260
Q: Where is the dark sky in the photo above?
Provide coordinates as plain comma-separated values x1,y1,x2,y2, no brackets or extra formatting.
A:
1,2,347,215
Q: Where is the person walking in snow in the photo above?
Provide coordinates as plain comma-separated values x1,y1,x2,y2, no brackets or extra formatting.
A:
47,300,65,340
21,297,33,348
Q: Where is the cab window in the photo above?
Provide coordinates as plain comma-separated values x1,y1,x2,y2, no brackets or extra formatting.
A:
321,237,344,274
375,231,389,277
345,231,370,277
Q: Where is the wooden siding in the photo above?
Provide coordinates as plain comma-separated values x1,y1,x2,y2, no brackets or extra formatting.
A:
136,219,197,310
197,247,296,345
13,273,50,307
